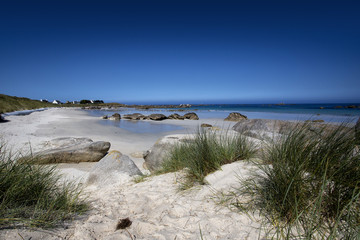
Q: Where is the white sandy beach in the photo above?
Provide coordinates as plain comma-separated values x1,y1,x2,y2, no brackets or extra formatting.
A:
0,108,264,240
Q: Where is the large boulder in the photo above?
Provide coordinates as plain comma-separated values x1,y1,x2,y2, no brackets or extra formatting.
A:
233,119,293,133
356,117,360,144
109,113,121,120
232,119,299,141
224,112,248,121
148,114,167,121
123,113,146,120
27,137,110,164
168,113,185,120
183,112,199,120
87,150,142,185
232,119,340,142
144,134,194,172
0,114,5,122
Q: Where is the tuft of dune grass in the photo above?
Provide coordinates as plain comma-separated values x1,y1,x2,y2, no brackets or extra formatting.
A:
161,128,257,189
0,140,88,228
233,122,360,239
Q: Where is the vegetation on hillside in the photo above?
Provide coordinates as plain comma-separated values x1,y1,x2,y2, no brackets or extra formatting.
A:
0,94,55,114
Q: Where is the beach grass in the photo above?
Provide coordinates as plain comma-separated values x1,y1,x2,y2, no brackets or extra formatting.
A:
233,122,360,239
161,128,256,189
0,141,88,228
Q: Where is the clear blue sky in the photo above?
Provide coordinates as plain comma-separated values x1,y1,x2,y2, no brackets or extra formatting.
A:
1,0,359,104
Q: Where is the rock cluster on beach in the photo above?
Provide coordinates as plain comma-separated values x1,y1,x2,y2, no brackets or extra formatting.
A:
103,112,199,121
24,137,111,164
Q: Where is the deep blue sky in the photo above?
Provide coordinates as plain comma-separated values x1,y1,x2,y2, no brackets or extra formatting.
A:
1,0,359,104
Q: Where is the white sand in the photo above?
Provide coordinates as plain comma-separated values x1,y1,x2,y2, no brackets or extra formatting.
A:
0,108,264,239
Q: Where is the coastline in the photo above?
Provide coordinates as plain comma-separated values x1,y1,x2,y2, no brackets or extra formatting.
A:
1,107,358,239
0,107,237,177
0,108,262,239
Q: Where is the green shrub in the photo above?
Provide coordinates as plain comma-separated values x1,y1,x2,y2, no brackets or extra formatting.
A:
235,122,360,239
80,99,92,104
0,142,88,228
161,128,256,188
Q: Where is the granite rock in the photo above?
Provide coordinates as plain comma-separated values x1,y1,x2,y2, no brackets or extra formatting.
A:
148,114,167,121
87,150,142,185
26,137,110,164
183,112,199,120
224,112,248,121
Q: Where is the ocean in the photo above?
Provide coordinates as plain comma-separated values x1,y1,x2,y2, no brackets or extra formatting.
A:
84,103,360,134
88,103,360,123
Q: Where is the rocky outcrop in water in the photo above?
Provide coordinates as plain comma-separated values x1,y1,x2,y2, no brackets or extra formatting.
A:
224,112,248,121
123,113,147,120
104,112,199,121
168,113,185,120
109,113,121,120
148,114,167,121
183,112,199,120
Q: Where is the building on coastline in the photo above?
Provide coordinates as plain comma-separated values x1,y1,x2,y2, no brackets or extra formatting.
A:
40,99,48,103
52,100,62,104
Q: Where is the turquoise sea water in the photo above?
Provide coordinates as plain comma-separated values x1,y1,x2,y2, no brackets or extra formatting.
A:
89,103,360,123
188,104,360,122
86,103,360,134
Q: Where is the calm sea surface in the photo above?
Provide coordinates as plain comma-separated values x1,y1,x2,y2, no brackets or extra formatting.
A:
86,103,360,133
89,104,360,122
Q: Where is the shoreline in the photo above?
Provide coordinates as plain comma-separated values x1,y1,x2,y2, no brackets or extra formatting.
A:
0,107,236,171
1,107,358,239
0,107,263,239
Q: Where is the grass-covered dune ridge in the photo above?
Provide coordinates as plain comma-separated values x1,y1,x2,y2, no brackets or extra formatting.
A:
161,128,257,189
0,141,88,228
234,122,360,239
0,94,54,114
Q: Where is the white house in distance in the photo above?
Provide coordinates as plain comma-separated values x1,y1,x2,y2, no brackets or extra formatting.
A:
52,100,62,104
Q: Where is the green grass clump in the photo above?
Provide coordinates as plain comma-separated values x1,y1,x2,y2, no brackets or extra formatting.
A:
0,94,55,114
161,128,256,188
0,142,88,228
235,123,360,239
